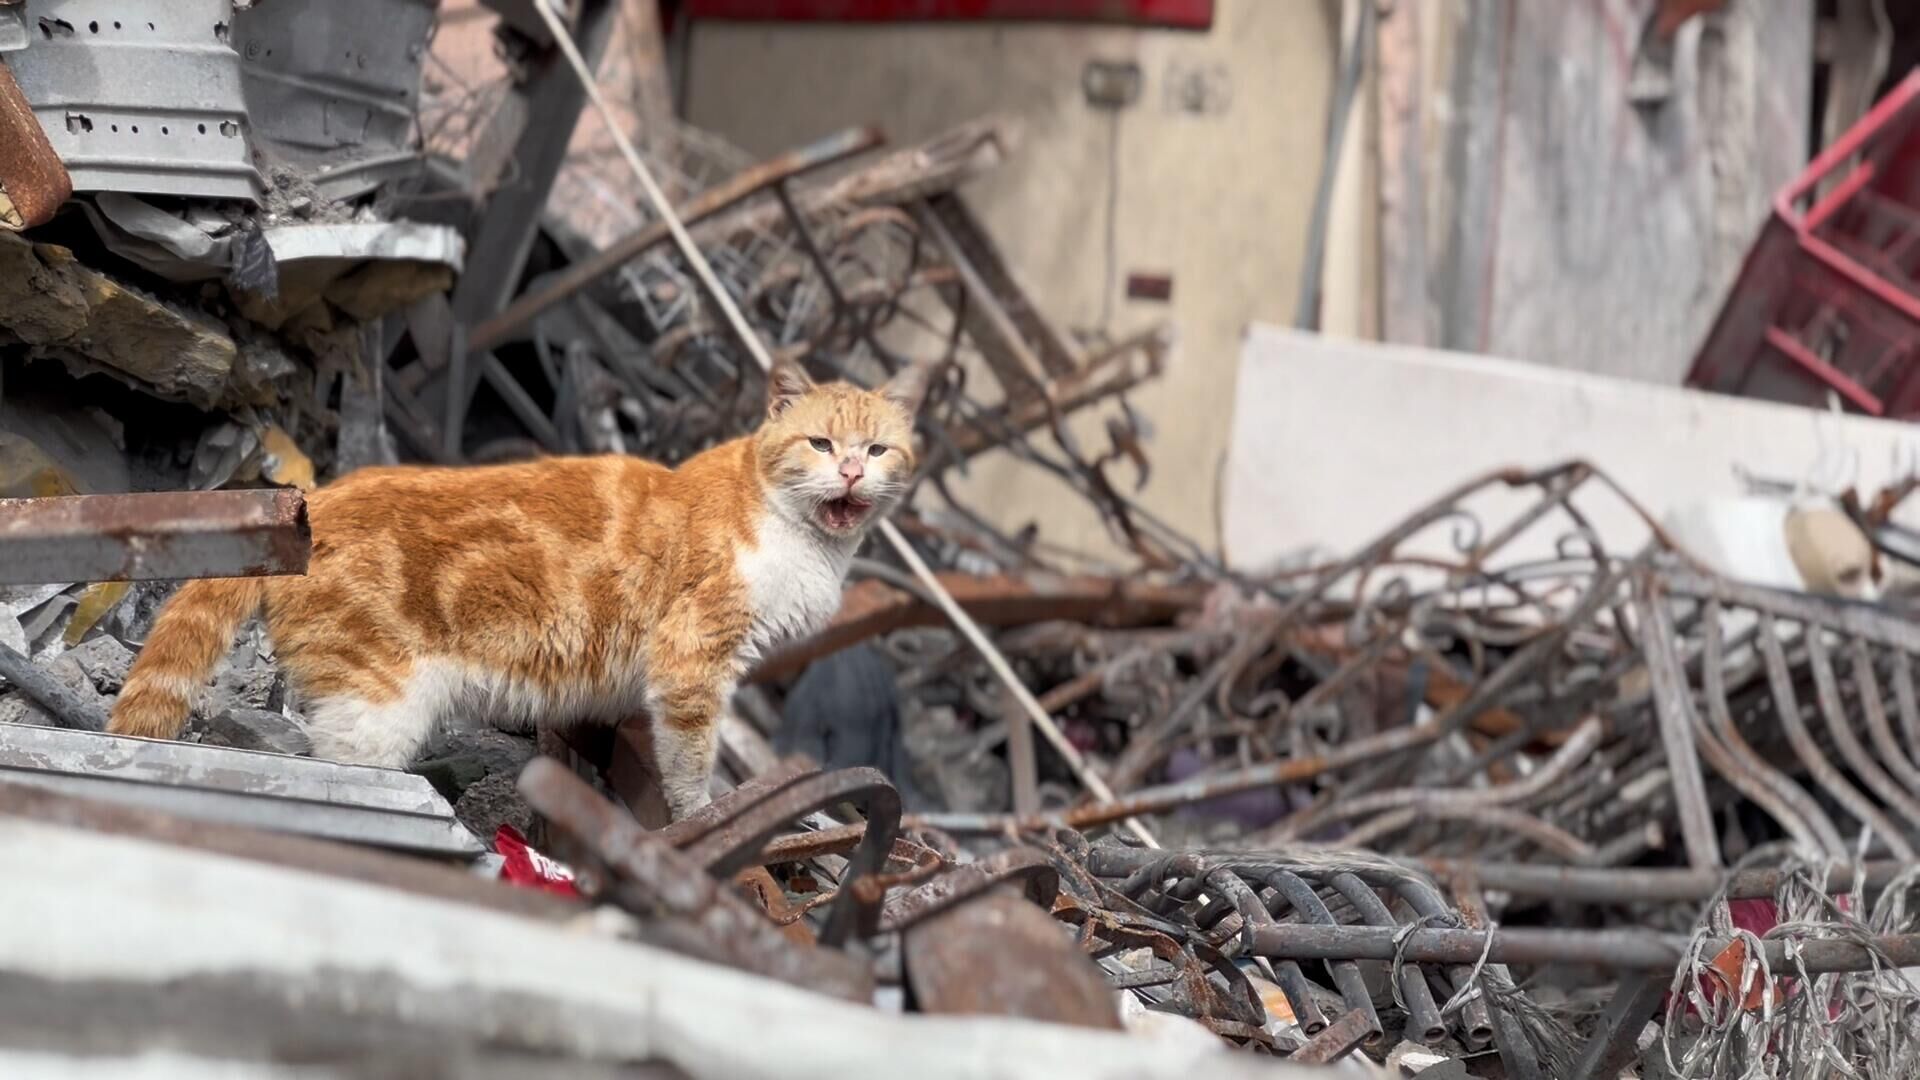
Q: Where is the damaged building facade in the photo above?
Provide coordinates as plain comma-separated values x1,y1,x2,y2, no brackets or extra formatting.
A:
7,1,1920,1077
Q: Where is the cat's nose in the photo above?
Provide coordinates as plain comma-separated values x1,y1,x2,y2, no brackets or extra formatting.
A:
839,459,864,487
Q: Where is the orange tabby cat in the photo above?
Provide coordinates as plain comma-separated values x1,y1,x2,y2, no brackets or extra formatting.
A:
109,359,931,818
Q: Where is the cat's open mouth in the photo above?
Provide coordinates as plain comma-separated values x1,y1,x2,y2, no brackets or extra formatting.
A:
817,495,874,532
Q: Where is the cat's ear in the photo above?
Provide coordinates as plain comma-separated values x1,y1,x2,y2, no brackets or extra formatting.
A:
878,360,936,416
766,358,815,419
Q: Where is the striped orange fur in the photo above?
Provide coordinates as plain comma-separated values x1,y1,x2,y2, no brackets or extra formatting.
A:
109,359,932,818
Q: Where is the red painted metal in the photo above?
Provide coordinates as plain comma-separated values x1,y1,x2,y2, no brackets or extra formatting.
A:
1688,71,1920,418
682,0,1213,29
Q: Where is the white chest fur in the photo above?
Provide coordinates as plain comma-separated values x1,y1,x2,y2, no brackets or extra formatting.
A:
736,511,853,657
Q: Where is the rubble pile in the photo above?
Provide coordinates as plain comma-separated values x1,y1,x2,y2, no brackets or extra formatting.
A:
7,3,1920,1078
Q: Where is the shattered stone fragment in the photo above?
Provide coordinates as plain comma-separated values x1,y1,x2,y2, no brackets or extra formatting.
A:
60,635,134,695
0,232,237,408
413,724,539,839
0,653,104,727
200,659,282,717
196,707,311,756
453,770,539,841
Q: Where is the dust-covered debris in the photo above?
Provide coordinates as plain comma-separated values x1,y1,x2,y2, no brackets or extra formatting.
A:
195,707,311,756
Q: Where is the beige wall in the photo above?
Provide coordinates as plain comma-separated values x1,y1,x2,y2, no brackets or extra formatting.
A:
683,2,1341,560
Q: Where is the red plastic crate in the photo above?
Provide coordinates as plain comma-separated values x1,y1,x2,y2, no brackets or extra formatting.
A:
1688,70,1920,417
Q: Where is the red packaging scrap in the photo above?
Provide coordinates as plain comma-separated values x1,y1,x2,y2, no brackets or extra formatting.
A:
494,824,581,899
1694,895,1857,1016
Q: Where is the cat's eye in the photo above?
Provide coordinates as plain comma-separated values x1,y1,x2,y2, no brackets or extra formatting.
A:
808,437,832,453
868,444,888,458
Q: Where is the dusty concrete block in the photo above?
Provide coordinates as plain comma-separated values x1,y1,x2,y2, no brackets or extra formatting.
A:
413,726,537,803
0,654,105,727
197,708,311,756
0,692,53,727
0,231,88,342
453,769,536,840
0,232,237,408
62,636,135,695
197,660,281,717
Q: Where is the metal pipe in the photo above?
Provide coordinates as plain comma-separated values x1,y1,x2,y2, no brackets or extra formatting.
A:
1387,877,1497,1050
1698,601,1846,856
1204,869,1329,1035
0,490,310,585
1634,578,1722,868
1283,717,1602,840
1410,857,1912,903
1755,613,1915,859
1256,870,1381,1042
1247,923,1920,974
1086,846,1913,905
468,125,885,352
1326,872,1446,1046
1850,637,1920,804
1340,804,1599,864
1891,651,1920,778
1805,628,1920,832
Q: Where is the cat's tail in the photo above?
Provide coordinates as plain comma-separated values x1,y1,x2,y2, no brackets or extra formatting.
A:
109,577,267,740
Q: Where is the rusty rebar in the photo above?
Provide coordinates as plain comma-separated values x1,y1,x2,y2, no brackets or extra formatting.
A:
1755,613,1915,859
1248,923,1920,974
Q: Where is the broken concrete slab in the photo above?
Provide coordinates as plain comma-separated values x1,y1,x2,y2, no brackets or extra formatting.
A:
0,693,52,727
0,724,483,857
60,635,133,695
0,233,237,408
195,707,312,757
453,769,538,841
0,653,104,728
199,657,282,718
413,727,537,799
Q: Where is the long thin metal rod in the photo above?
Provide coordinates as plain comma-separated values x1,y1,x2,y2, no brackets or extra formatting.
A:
467,125,884,352
880,525,1160,847
1757,613,1916,859
1635,578,1723,869
528,0,1155,847
0,643,107,730
1025,561,1631,832
1698,600,1846,857
1406,857,1909,903
1248,923,1920,974
530,0,778,375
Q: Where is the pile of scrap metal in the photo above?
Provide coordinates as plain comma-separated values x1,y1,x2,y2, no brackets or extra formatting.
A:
14,475,1920,1076
734,461,1920,1077
12,3,1920,1077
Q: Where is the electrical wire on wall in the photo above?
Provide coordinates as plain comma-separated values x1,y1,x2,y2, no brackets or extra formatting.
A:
1293,0,1375,330
1081,59,1141,337
1099,106,1123,333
